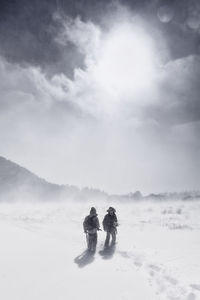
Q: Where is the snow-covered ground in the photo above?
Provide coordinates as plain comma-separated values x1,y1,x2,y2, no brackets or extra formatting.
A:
0,200,200,300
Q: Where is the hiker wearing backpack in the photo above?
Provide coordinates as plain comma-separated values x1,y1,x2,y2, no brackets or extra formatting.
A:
103,207,118,248
83,207,101,252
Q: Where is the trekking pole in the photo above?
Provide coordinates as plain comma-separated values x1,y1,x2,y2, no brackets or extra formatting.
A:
85,231,89,248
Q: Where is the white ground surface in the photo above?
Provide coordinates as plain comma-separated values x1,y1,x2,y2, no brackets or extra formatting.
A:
0,200,200,300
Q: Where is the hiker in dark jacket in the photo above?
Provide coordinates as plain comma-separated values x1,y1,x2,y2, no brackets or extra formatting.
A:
83,207,100,252
103,207,118,248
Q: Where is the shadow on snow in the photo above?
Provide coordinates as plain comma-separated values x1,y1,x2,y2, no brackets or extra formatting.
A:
74,250,95,268
99,244,116,259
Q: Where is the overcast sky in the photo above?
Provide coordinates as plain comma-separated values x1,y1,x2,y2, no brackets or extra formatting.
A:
0,0,200,194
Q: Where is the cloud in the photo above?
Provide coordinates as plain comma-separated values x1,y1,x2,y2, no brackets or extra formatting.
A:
52,13,162,117
1,12,199,127
0,4,199,193
54,14,101,59
0,56,87,148
144,55,200,126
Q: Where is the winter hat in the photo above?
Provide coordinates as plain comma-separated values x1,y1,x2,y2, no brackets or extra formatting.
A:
90,207,97,215
107,207,116,213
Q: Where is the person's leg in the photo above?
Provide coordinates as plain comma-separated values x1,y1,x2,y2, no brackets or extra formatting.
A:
91,233,97,252
104,232,110,248
87,234,92,250
111,230,116,245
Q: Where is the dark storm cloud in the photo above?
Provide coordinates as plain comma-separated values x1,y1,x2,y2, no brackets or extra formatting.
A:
0,0,199,125
0,0,200,76
0,0,115,76
0,0,84,77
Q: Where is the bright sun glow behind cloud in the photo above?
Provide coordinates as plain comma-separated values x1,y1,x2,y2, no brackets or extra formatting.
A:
56,16,161,114
91,23,157,98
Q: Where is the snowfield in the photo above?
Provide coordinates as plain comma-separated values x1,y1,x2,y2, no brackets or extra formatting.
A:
0,200,200,300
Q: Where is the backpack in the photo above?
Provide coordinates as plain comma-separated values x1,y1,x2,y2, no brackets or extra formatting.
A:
84,216,97,231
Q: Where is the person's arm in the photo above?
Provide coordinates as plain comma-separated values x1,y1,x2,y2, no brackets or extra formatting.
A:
96,217,100,230
114,214,118,227
83,217,87,233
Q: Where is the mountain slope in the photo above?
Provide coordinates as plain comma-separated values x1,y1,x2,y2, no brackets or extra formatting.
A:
0,156,77,201
0,156,108,202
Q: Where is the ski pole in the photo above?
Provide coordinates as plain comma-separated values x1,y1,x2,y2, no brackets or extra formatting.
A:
85,232,89,247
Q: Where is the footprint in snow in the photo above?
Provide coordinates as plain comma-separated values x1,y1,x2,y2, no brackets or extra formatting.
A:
118,251,130,259
190,284,200,292
186,292,196,300
148,264,161,272
164,275,178,285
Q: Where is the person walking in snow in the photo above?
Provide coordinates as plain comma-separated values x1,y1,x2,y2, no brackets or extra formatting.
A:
103,207,118,248
83,207,100,252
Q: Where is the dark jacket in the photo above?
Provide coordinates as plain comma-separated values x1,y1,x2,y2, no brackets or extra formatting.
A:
83,215,100,234
103,213,118,232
